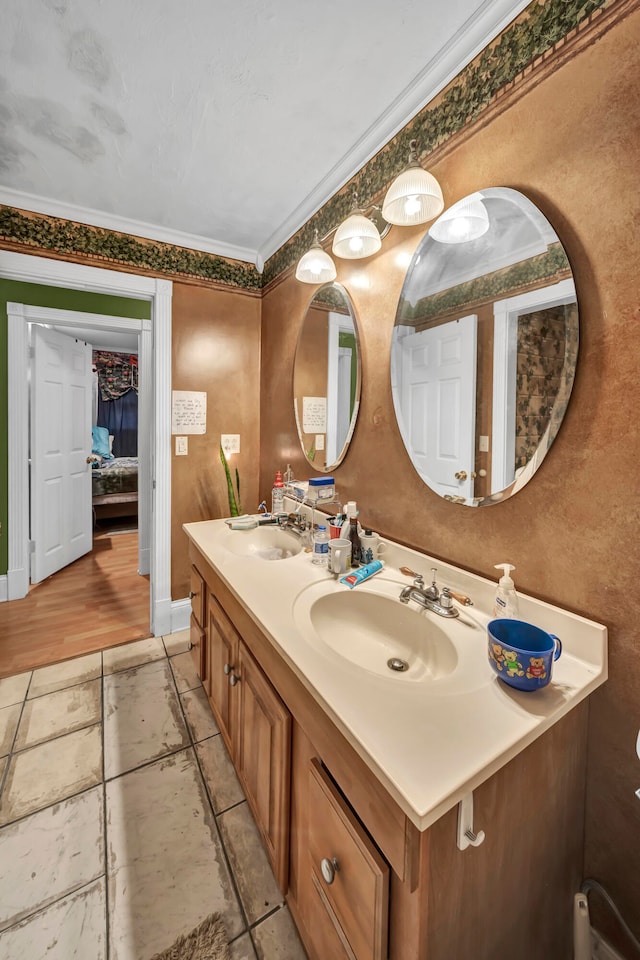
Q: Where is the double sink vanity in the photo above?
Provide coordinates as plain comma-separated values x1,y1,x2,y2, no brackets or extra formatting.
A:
184,507,606,960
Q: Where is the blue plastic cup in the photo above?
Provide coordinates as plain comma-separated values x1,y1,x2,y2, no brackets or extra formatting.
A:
487,619,562,691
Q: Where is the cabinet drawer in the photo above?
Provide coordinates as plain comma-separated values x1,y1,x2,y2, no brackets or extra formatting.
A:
189,566,205,627
307,759,389,960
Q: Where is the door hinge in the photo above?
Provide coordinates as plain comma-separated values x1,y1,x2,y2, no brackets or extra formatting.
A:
28,540,36,553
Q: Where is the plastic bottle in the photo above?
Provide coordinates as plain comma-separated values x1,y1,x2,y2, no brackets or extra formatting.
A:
345,504,362,568
271,470,284,515
493,563,520,618
312,525,329,565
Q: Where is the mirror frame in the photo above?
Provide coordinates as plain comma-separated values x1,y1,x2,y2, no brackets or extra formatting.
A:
293,282,362,473
390,187,579,506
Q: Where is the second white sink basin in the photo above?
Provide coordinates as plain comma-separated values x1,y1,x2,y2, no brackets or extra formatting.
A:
293,580,459,682
224,526,303,560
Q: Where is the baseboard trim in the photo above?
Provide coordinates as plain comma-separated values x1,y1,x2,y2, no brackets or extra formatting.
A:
169,598,191,635
0,576,7,603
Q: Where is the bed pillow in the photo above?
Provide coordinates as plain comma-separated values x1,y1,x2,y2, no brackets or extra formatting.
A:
91,426,113,459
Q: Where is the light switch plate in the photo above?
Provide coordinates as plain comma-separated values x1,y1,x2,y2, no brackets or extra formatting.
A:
175,436,188,456
315,434,325,451
479,435,489,452
221,434,240,456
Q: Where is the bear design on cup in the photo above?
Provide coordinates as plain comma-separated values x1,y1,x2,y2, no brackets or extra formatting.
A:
489,642,506,671
526,657,547,681
502,649,524,678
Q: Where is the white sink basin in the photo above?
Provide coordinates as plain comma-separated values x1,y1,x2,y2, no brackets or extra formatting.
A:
293,579,459,682
224,526,303,560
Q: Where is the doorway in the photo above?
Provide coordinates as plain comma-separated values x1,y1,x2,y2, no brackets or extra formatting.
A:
1,251,174,638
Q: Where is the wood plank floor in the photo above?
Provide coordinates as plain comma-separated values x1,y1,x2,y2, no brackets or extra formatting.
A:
0,526,150,679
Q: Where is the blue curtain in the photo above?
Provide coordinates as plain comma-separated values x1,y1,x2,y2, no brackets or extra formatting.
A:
97,388,138,457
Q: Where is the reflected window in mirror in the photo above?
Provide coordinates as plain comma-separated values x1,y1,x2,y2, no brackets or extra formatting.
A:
390,188,578,506
293,283,361,472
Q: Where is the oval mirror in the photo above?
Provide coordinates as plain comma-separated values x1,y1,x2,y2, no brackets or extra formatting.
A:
390,187,578,506
294,282,361,472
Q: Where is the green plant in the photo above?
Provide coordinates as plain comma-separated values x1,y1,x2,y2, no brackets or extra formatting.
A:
219,445,242,516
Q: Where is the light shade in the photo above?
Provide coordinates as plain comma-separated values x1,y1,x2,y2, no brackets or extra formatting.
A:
429,194,490,244
382,139,444,226
332,207,382,260
295,231,337,284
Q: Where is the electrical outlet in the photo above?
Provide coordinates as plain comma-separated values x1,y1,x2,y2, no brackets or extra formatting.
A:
221,434,240,456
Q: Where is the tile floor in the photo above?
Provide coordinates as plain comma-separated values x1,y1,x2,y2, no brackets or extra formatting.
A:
0,631,308,960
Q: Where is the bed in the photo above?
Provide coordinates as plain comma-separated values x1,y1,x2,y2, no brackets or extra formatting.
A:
92,456,139,521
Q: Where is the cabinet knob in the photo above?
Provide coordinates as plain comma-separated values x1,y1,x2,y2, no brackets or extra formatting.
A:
188,641,193,651
189,590,197,599
223,663,232,676
229,673,240,687
320,857,339,885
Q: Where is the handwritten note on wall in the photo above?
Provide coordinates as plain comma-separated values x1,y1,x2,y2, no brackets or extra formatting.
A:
172,391,207,434
302,396,327,433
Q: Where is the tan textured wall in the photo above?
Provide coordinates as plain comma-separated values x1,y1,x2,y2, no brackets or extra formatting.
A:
261,9,640,948
171,282,261,599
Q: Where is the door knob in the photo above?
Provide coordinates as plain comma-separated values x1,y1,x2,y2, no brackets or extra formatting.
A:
455,470,468,481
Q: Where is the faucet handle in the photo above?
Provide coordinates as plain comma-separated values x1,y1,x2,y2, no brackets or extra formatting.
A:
400,565,428,591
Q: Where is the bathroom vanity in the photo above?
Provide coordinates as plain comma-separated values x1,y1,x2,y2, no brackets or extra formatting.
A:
184,516,606,960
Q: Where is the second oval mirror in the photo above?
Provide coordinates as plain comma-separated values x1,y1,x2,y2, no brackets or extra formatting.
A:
390,187,578,506
293,283,361,472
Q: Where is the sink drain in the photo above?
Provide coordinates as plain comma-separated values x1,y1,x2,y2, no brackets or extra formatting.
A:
387,657,409,673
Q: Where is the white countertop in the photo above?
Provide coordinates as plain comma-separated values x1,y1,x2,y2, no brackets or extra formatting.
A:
184,515,607,831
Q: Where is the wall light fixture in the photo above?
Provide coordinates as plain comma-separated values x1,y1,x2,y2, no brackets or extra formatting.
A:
382,139,444,226
295,140,444,283
295,229,337,284
332,195,382,260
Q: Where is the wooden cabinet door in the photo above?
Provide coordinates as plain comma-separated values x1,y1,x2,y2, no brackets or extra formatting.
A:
189,566,207,686
189,565,205,626
235,641,291,892
207,595,239,752
189,614,208,693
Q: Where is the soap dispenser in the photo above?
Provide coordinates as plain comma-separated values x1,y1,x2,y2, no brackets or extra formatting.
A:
493,563,520,619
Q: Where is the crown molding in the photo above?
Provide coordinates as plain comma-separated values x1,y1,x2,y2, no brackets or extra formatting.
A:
256,0,532,265
0,187,257,264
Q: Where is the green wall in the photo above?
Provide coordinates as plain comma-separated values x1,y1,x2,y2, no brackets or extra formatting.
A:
0,281,151,575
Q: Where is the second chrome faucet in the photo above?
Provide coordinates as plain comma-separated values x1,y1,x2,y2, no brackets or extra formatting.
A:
399,566,473,619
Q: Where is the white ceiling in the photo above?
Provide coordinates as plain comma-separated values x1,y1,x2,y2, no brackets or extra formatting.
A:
1,0,530,269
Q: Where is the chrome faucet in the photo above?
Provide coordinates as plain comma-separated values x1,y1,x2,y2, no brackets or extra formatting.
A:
399,567,460,619
277,512,310,537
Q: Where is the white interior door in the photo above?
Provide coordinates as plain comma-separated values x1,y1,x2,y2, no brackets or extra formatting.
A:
399,315,477,499
30,326,93,583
